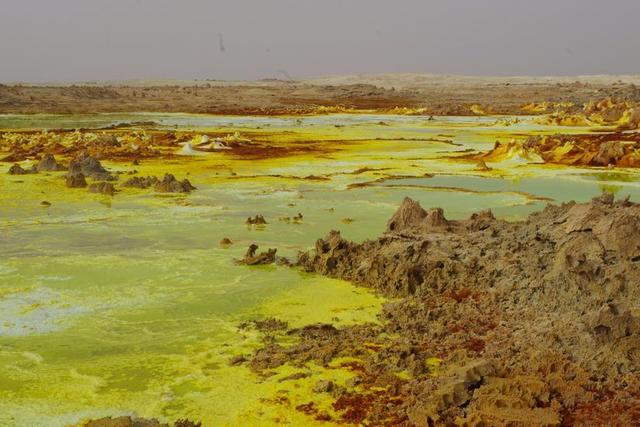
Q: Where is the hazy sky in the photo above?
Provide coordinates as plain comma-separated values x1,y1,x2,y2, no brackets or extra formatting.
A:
2,0,640,82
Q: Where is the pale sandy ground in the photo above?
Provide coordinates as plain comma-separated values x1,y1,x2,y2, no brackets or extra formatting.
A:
305,73,640,88
8,73,640,88
2,73,639,116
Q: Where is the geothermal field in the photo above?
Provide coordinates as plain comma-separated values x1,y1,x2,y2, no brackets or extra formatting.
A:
1,75,640,426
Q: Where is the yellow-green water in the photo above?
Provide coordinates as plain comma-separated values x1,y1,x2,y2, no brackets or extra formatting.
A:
1,113,639,426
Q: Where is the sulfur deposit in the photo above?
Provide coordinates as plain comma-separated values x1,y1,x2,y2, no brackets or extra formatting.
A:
471,132,640,168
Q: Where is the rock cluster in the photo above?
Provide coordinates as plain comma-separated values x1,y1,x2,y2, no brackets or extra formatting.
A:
8,163,36,175
122,174,195,193
154,173,196,193
121,176,160,189
246,215,267,225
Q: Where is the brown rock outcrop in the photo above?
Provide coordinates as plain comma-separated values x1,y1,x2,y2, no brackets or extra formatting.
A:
263,194,640,425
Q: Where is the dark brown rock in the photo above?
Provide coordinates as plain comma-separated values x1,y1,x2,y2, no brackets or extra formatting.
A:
229,354,247,366
246,215,267,225
240,244,277,265
219,237,233,246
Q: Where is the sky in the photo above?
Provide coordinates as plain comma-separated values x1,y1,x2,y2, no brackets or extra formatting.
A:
1,0,640,83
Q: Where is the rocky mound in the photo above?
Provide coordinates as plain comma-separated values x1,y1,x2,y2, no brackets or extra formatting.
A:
36,153,66,171
68,152,114,180
66,171,87,188
251,195,640,425
7,163,37,175
154,174,196,193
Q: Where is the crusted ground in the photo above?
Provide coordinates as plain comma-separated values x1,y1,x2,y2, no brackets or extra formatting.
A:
248,194,640,426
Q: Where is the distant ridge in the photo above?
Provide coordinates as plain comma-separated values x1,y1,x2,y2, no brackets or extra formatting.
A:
4,73,640,88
